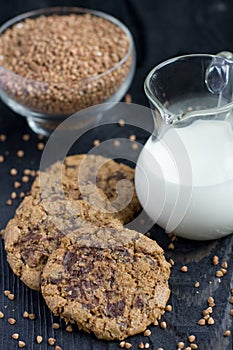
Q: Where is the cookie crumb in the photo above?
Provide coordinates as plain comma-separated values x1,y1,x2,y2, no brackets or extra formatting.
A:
229,309,233,316
125,343,132,349
144,343,150,349
19,192,25,198
229,296,233,304
138,343,144,349
55,346,62,350
36,335,43,344
0,155,4,163
23,311,29,318
4,290,11,296
177,342,185,349
28,313,35,320
119,341,126,348
194,281,200,288
12,333,19,340
0,311,4,318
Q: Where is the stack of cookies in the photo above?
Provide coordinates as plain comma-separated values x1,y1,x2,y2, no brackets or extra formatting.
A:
2,154,170,341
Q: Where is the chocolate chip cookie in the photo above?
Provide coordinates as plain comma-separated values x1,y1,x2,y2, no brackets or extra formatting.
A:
41,226,170,341
2,154,141,290
32,154,141,224
3,190,123,290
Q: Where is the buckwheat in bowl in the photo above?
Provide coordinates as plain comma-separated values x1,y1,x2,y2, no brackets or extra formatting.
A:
0,7,135,135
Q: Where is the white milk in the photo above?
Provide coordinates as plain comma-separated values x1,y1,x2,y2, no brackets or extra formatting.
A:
135,118,233,240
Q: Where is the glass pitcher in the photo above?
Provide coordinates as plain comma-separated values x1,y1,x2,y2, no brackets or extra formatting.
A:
135,53,233,240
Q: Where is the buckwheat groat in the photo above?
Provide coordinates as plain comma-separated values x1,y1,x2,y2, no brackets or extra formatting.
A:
0,13,132,115
41,226,171,340
2,154,141,290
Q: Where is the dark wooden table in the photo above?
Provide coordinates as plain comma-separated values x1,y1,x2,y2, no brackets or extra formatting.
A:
1,1,233,349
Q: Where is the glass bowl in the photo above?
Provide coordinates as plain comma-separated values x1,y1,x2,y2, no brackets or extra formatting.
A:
0,7,136,135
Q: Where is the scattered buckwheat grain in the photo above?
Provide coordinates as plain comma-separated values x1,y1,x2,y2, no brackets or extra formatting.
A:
93,139,100,147
22,134,30,141
180,265,188,272
65,325,73,332
37,142,45,151
12,333,19,340
36,335,43,344
48,337,56,346
125,93,132,103
224,330,231,337
212,256,219,265
18,341,26,348
144,329,151,336
8,317,16,325
10,168,18,176
17,150,24,157
118,119,125,127
52,322,60,329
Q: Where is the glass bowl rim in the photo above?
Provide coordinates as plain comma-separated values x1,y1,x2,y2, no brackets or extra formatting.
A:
0,6,135,85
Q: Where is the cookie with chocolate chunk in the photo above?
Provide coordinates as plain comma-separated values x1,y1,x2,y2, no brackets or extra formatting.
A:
3,154,141,291
32,154,141,224
3,190,122,291
41,226,170,341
